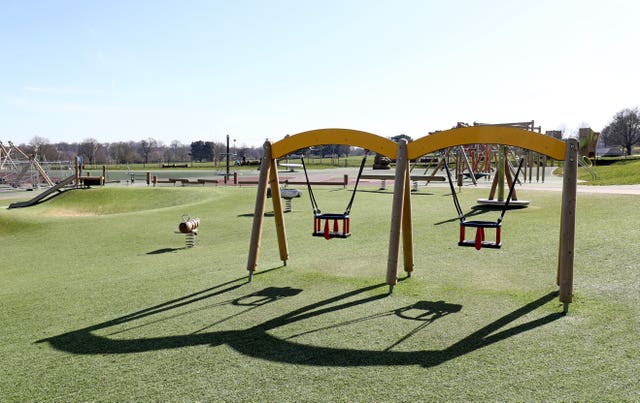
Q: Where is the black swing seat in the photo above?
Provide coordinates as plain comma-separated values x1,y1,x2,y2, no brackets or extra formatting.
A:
442,151,526,250
312,213,351,239
301,154,367,240
458,219,502,249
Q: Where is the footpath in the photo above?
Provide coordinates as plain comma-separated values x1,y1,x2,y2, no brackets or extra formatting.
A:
2,167,640,203
281,166,640,196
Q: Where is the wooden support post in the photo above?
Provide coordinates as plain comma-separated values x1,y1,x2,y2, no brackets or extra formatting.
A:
497,145,506,201
386,140,408,292
482,146,491,175
269,158,289,266
504,160,518,201
246,141,273,279
459,145,477,185
558,138,578,313
74,156,80,186
456,150,463,188
488,170,499,200
427,158,443,185
402,165,414,276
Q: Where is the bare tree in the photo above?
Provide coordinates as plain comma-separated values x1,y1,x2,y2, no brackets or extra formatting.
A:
56,142,78,162
28,136,64,162
601,108,640,156
110,142,138,165
94,145,109,164
139,138,157,167
164,140,189,162
30,136,50,159
78,138,101,166
212,142,226,166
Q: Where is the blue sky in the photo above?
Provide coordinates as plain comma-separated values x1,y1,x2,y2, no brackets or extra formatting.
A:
1,0,638,147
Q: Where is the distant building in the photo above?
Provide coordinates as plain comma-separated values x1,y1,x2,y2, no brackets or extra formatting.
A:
545,130,562,140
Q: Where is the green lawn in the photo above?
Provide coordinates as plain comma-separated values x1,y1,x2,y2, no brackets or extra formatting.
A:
1,184,639,401
583,158,640,185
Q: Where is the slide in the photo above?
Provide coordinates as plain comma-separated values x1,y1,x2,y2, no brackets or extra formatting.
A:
8,175,76,209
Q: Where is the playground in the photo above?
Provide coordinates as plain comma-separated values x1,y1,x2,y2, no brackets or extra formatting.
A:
2,127,640,401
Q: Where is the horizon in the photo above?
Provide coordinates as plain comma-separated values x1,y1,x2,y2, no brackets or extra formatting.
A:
1,1,639,148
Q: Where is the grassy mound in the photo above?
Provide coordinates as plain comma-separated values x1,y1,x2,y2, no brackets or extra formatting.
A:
578,158,640,184
38,187,222,216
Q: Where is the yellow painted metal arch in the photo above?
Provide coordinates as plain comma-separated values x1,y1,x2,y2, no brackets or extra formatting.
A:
406,126,567,160
270,128,398,159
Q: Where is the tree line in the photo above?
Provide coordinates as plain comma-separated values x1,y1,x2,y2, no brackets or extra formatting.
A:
13,110,637,168
13,137,361,167
12,138,255,167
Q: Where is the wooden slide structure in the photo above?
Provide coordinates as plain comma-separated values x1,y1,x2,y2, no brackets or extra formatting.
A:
246,126,578,313
8,174,76,209
8,156,104,209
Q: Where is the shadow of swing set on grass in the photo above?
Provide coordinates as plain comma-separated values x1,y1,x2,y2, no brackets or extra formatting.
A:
247,126,579,313
37,269,563,367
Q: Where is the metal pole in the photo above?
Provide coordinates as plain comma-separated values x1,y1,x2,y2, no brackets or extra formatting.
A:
226,134,230,178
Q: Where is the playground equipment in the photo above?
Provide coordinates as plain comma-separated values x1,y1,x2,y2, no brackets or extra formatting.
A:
267,187,302,213
246,126,578,313
576,127,599,180
300,154,367,239
475,146,530,207
470,122,540,206
8,156,103,209
578,127,599,158
0,140,54,188
280,188,301,213
178,215,200,248
246,128,398,271
443,154,525,250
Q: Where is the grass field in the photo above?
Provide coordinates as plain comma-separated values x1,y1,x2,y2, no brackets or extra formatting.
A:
1,182,639,401
583,158,640,184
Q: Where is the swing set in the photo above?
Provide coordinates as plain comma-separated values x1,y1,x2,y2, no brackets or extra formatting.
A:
246,126,579,313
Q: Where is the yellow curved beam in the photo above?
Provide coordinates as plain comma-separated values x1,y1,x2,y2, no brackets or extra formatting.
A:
271,128,398,159
407,126,567,160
